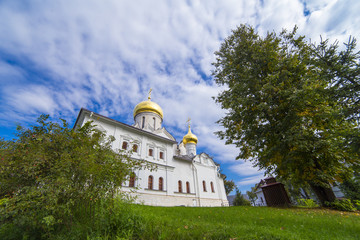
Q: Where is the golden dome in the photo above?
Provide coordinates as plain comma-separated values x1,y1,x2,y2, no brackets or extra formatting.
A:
133,89,163,119
183,125,198,145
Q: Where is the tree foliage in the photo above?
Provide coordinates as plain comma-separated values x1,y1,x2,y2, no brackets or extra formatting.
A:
339,166,360,201
0,115,148,238
246,186,258,205
233,188,251,206
213,25,360,205
224,178,236,195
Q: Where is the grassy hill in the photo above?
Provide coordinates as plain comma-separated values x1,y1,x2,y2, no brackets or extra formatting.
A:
125,204,360,240
3,199,359,239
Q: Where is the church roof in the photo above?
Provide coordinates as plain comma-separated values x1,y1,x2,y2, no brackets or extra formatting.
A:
174,155,194,162
74,108,177,144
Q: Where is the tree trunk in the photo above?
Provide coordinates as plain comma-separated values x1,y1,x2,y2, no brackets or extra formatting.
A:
310,184,336,206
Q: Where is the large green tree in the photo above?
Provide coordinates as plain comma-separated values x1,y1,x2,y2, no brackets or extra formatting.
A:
213,25,360,206
0,115,148,238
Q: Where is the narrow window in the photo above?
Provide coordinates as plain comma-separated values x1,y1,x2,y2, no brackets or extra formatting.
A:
211,181,215,193
159,151,164,159
153,117,156,129
202,181,207,192
129,172,136,187
132,144,138,153
122,141,128,150
186,181,190,193
148,148,153,157
178,180,182,193
142,116,145,129
148,175,153,190
159,177,163,191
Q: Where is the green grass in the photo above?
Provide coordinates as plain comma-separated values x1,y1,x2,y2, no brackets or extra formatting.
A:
130,205,360,240
3,198,359,239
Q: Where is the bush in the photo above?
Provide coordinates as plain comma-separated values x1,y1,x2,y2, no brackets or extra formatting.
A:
352,200,360,210
297,199,319,208
0,115,151,239
325,199,357,212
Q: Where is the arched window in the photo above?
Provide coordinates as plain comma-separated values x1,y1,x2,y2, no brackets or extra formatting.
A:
202,181,207,192
153,117,156,129
148,148,153,157
129,172,136,187
159,177,163,191
142,116,145,129
211,181,215,193
178,180,182,193
148,175,153,190
122,141,128,150
186,181,190,193
132,144,138,153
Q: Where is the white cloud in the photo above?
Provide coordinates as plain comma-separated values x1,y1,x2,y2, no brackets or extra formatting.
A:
6,85,58,115
230,161,264,177
0,0,359,191
237,175,264,186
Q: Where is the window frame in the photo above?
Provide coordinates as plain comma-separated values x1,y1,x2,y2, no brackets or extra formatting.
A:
148,175,153,190
202,180,207,192
211,181,215,193
129,172,136,187
178,180,182,193
159,177,163,191
132,143,139,153
148,148,153,157
122,141,128,150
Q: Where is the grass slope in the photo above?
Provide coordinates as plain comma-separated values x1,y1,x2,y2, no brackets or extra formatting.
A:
132,205,360,240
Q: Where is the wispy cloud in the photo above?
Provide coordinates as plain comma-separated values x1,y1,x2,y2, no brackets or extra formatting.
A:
0,0,359,191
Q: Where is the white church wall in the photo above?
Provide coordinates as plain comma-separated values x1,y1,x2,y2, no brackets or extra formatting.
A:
172,159,195,194
76,109,229,207
195,163,221,200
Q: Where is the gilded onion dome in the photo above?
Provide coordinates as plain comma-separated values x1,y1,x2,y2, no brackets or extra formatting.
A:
183,124,198,145
133,89,164,119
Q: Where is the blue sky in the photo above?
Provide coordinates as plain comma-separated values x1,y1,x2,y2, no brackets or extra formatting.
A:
1,0,359,193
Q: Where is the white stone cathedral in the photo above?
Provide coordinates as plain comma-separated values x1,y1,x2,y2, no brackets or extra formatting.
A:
74,91,229,207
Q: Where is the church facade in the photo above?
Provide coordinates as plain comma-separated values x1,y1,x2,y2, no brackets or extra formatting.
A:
74,93,229,207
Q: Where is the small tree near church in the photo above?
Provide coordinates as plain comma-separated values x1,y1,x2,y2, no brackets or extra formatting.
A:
213,24,360,206
224,178,236,195
0,115,149,238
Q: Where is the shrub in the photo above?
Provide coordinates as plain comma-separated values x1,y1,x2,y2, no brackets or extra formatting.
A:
325,199,357,212
0,115,152,239
353,200,360,210
297,199,319,208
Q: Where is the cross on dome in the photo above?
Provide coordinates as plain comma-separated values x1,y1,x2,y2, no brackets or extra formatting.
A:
183,118,198,145
133,88,164,119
